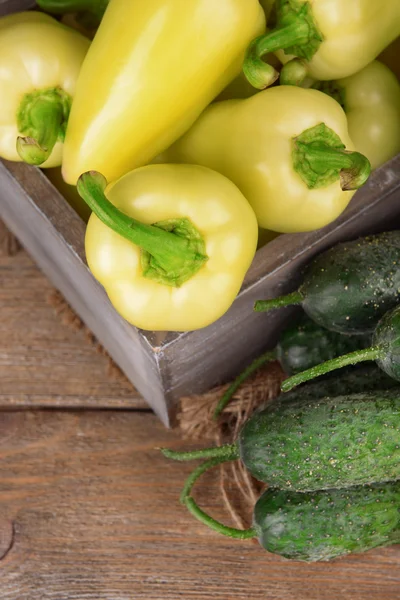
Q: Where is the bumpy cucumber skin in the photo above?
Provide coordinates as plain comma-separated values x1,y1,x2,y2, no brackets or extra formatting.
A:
238,391,400,491
277,314,370,375
254,483,400,562
300,232,400,334
374,306,400,382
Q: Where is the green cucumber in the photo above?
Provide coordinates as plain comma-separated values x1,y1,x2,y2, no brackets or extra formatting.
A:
254,231,400,334
282,304,400,392
254,483,400,561
277,313,370,374
163,390,400,492
214,312,370,418
167,455,400,561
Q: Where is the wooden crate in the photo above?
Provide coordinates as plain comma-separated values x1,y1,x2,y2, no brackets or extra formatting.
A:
1,1,400,425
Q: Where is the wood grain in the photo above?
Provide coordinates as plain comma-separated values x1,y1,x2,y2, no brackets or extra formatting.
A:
0,236,146,409
0,410,398,600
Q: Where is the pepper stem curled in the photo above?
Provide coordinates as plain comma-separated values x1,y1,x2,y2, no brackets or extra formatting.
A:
254,291,303,313
17,88,71,166
293,123,371,190
179,457,257,540
36,0,109,21
281,346,382,392
243,0,323,89
77,171,208,288
213,351,277,419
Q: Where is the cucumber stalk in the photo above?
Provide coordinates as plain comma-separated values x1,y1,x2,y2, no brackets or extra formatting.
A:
181,457,257,540
213,351,276,419
161,444,238,462
255,291,303,312
281,346,382,392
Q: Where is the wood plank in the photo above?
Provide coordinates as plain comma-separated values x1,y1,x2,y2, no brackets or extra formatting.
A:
0,234,146,409
0,409,398,600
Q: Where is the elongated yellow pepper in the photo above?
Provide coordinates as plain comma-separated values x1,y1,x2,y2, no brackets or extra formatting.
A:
0,12,89,167
79,165,258,332
62,0,265,185
161,86,371,233
314,61,400,170
244,0,400,88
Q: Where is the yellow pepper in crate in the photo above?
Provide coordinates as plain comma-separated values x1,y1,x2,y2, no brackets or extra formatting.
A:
0,12,89,167
78,165,258,332
314,61,400,170
62,0,265,184
243,0,400,88
161,86,371,233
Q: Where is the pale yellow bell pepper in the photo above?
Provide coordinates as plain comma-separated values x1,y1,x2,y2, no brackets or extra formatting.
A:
314,61,400,170
0,12,89,167
80,165,258,332
161,86,371,233
244,0,400,88
62,0,265,185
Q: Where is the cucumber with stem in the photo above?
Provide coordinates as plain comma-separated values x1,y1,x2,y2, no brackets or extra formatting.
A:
177,456,400,561
162,390,400,492
282,304,400,392
214,312,370,418
254,231,400,334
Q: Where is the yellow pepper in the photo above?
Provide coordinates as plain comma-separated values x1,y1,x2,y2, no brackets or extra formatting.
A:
62,0,265,185
314,61,400,170
161,86,371,233
79,165,258,332
243,0,400,89
0,12,89,167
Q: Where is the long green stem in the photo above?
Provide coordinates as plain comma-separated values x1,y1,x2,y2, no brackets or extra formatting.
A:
254,291,303,313
281,346,382,392
77,171,208,287
213,351,277,419
161,444,239,462
17,96,64,165
181,457,257,540
37,0,109,20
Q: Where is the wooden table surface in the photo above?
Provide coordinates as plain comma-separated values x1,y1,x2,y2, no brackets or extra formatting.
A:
1,225,399,600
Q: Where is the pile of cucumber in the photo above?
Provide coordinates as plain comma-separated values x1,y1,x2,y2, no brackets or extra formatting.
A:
162,231,400,562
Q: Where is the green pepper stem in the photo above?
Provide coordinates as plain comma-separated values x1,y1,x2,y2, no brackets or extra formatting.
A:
297,143,371,191
36,0,108,20
161,443,239,462
281,346,382,392
213,351,277,419
17,95,64,166
77,171,208,288
254,291,303,312
280,58,309,86
180,457,257,540
243,0,322,89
